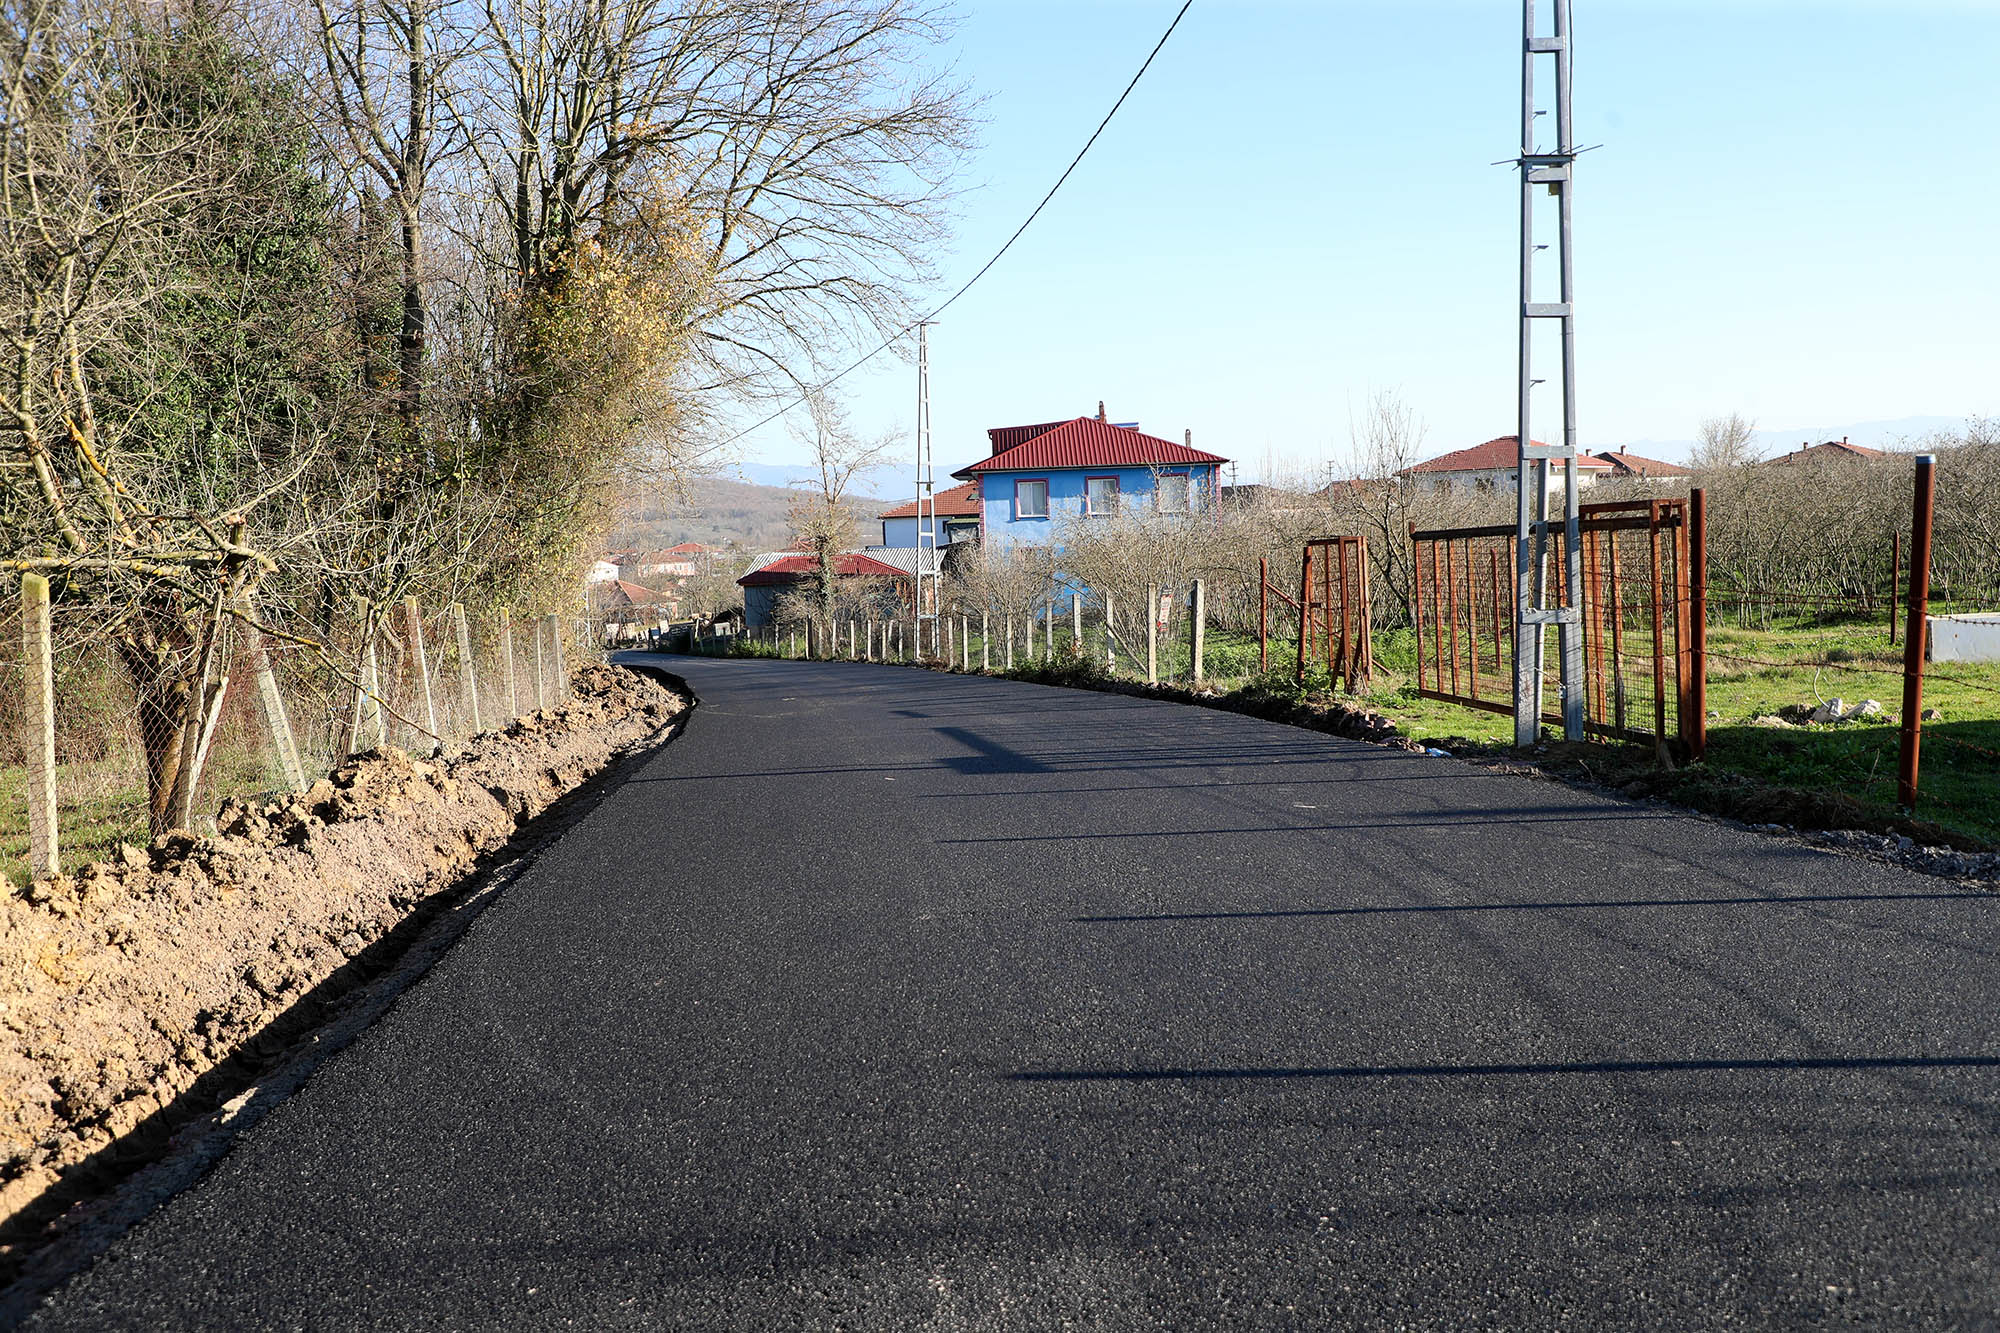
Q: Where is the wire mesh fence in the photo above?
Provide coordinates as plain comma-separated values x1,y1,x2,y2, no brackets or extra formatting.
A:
3,591,600,886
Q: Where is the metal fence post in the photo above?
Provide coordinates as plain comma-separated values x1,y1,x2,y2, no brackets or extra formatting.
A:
1688,488,1708,762
21,574,57,878
1898,454,1937,808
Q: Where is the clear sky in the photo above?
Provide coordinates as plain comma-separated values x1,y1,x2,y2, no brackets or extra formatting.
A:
730,0,2000,487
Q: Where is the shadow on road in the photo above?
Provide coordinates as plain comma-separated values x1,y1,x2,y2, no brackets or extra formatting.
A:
1074,889,1999,923
1011,1056,2000,1082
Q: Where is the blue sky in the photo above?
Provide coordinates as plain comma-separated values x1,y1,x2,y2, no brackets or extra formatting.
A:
730,0,2000,490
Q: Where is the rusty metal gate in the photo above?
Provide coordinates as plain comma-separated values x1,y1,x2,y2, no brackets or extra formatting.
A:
1410,498,1706,759
1258,538,1372,692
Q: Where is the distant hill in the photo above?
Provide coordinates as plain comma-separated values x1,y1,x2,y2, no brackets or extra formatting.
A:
606,475,891,559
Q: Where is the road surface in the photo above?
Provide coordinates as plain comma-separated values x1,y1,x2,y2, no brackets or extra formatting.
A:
24,655,2000,1328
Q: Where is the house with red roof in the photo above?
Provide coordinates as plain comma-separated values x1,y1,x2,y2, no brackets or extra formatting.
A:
878,481,984,549
950,406,1227,551
1589,446,1688,482
735,550,913,629
1398,436,1614,495
1755,437,1887,468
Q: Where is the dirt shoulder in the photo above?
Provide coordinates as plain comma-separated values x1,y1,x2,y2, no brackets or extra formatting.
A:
0,662,688,1268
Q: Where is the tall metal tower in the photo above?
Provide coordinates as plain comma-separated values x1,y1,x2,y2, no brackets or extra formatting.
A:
1513,0,1586,746
914,322,939,628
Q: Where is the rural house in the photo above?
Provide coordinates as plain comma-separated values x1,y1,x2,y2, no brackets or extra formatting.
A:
878,481,983,548
1588,446,1687,482
1399,436,1613,494
951,408,1227,551
736,551,913,630
1756,437,1887,467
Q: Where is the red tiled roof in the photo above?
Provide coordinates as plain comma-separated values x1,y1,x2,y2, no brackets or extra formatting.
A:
665,541,715,554
598,579,668,607
1401,436,1613,475
1758,439,1888,466
737,552,909,587
879,481,982,519
1590,448,1686,478
954,418,1225,478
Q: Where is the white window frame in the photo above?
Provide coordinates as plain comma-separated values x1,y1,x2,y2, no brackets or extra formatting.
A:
1014,478,1049,520
1155,471,1191,514
1085,475,1120,517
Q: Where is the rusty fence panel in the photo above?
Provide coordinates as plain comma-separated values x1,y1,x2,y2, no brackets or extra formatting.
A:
1289,537,1371,694
1411,498,1706,758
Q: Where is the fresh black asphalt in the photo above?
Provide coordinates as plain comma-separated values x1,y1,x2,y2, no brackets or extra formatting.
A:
25,655,2000,1328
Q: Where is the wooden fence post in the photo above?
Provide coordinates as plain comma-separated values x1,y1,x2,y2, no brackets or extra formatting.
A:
1146,583,1159,685
237,595,306,790
363,619,386,750
1191,579,1207,687
452,603,482,734
21,574,57,878
406,598,441,754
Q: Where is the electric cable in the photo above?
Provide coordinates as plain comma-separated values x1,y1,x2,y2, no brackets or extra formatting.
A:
718,0,1197,447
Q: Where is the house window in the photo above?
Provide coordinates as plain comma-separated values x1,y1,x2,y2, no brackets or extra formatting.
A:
1085,475,1120,516
1014,478,1048,519
1156,472,1190,513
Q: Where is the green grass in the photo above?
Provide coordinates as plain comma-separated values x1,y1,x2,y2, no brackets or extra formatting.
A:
1,741,295,888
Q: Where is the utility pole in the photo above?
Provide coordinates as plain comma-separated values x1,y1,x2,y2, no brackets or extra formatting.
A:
914,321,939,631
1513,0,1586,746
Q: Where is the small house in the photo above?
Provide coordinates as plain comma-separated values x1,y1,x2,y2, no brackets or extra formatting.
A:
1399,436,1613,495
737,551,913,630
878,482,983,548
951,409,1227,551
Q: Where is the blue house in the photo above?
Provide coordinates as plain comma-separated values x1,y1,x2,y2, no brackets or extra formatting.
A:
952,414,1227,551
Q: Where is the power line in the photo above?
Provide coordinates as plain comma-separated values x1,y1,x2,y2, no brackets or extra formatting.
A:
718,0,1196,448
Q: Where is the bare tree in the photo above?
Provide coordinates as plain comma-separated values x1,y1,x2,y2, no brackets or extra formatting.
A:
784,391,889,645
1692,412,1759,469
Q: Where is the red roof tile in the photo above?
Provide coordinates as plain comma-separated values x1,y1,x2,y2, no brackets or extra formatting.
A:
598,579,670,607
1401,436,1613,475
1590,448,1686,478
878,481,982,519
954,418,1225,478
737,552,909,587
1758,439,1888,466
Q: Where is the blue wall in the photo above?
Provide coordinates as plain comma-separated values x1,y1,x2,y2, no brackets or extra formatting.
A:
976,465,1219,551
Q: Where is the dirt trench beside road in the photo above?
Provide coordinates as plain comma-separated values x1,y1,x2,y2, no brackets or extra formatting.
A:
0,662,687,1269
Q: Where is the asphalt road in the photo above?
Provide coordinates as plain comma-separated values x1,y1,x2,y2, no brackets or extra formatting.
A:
24,655,2000,1329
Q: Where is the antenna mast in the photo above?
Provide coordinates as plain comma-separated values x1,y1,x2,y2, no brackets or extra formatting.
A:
1513,0,1586,745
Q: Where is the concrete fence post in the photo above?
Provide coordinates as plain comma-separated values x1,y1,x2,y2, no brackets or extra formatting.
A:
406,598,441,754
961,616,970,671
452,603,482,734
532,616,548,710
499,607,520,719
1071,593,1081,653
237,595,306,790
1104,592,1116,672
1192,579,1208,687
1006,614,1015,669
982,611,990,671
21,574,57,878
1146,583,1159,685
547,614,566,703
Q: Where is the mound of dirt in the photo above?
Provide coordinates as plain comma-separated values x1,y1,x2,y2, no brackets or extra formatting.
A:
0,662,686,1240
